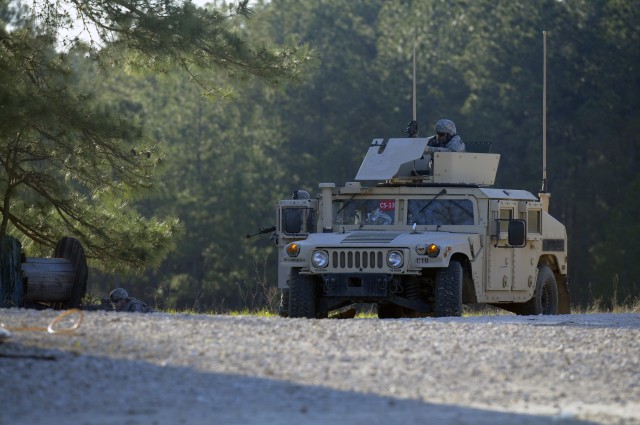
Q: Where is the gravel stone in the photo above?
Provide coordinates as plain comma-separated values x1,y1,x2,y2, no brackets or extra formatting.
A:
0,309,638,424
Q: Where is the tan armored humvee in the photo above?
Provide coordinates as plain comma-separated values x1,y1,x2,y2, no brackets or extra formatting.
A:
275,137,569,318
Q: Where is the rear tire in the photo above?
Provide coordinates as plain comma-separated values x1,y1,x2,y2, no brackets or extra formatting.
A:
434,260,463,317
522,265,558,315
287,269,318,318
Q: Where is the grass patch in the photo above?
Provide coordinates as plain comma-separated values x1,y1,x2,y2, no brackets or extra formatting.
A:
572,296,640,314
227,307,277,317
83,293,640,317
167,299,640,318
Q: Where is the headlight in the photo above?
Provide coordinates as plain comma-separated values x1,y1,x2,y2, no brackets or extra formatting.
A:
286,243,300,257
387,250,403,268
312,250,329,268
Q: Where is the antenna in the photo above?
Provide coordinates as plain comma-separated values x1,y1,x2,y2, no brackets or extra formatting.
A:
413,31,417,123
406,32,419,137
539,31,550,212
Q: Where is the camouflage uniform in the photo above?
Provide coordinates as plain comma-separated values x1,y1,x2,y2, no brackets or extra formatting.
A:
425,119,466,152
109,288,153,313
122,298,152,313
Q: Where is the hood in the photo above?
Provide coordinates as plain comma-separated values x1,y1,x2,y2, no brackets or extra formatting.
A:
300,230,472,247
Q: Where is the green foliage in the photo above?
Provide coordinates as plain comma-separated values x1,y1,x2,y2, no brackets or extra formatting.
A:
1,0,310,275
33,0,311,94
78,62,289,309
91,0,639,309
0,12,179,271
258,0,392,187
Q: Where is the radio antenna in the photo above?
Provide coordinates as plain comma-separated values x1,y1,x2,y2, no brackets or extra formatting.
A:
413,32,417,123
406,32,419,137
539,31,550,212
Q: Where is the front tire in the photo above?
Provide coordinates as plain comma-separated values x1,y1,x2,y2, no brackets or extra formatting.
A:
287,269,318,318
377,303,403,319
434,260,463,317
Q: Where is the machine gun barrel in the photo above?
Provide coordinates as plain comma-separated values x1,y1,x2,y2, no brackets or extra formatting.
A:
245,226,276,239
81,298,113,311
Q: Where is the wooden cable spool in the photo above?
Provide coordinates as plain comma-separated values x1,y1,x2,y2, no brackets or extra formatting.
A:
0,236,88,309
53,237,88,309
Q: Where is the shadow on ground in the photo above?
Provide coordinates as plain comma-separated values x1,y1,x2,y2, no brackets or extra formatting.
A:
0,341,594,425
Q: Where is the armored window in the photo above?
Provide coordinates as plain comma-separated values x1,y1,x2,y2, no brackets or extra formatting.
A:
282,207,315,235
407,199,474,225
499,208,512,232
528,210,541,234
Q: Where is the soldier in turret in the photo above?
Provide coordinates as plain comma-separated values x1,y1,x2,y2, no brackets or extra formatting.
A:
424,119,465,153
109,288,153,313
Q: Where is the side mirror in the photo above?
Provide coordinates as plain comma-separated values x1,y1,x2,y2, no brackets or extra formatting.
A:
507,220,526,247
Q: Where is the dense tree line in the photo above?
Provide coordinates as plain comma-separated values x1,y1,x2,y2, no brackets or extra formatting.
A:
2,0,638,310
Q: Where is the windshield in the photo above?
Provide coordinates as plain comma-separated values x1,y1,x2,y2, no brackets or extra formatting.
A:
333,199,396,225
332,198,474,226
407,199,474,225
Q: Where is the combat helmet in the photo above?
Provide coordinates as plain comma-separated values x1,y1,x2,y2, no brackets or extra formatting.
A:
435,119,457,136
109,288,129,302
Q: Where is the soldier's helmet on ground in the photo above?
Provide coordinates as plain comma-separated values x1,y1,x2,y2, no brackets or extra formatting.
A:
435,119,457,136
109,288,129,302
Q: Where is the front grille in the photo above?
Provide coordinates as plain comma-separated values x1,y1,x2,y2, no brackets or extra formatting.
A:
313,233,405,273
331,249,385,271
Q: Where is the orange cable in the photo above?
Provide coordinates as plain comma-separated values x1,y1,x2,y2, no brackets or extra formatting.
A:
1,308,83,334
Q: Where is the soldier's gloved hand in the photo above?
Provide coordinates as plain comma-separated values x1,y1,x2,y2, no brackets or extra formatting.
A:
424,146,434,154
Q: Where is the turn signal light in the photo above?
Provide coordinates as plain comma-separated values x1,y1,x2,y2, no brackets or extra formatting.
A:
286,243,300,257
426,244,440,258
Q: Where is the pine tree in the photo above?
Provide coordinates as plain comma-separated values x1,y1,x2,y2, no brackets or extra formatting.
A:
0,0,310,271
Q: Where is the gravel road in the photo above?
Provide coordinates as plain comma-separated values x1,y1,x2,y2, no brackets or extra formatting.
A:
0,308,638,425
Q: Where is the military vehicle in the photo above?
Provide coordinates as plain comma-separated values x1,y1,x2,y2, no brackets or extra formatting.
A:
272,32,568,318
275,137,569,318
